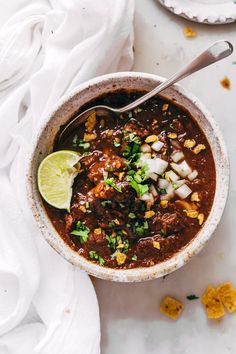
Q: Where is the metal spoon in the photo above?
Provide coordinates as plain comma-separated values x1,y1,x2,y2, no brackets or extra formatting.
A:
58,40,233,144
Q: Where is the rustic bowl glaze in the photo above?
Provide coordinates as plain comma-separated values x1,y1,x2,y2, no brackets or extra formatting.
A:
26,72,229,282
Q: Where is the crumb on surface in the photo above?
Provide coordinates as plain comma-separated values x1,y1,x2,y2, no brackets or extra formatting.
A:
160,296,184,320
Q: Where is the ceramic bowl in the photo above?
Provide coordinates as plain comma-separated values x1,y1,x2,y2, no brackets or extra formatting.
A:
26,72,229,282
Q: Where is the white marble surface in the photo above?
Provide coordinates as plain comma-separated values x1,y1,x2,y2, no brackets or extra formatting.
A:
94,1,236,353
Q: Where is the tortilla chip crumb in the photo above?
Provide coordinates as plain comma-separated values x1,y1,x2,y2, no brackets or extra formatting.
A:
160,296,184,320
201,285,225,319
193,144,206,155
184,139,196,149
220,76,230,90
184,27,196,38
153,241,161,249
85,112,96,132
217,282,236,313
116,252,127,265
83,132,97,141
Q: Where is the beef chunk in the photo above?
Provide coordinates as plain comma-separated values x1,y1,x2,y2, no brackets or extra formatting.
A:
152,211,186,235
124,119,149,137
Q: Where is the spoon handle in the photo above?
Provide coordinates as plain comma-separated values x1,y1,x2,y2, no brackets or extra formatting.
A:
118,40,233,113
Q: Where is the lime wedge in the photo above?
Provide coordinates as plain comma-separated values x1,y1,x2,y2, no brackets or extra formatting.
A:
37,150,81,210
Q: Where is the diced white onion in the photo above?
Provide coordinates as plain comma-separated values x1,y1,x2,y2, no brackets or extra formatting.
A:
151,141,164,152
145,157,168,175
165,170,179,182
175,179,186,187
170,160,192,178
148,172,158,181
158,178,169,189
160,194,170,201
171,151,184,163
175,184,192,199
166,184,175,198
188,169,198,181
141,143,151,153
150,184,158,197
140,192,153,202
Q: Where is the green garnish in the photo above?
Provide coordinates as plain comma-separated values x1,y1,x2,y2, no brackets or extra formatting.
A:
103,171,122,193
101,200,112,207
106,235,117,250
128,212,136,219
186,294,199,301
78,141,90,150
123,239,129,253
71,221,90,243
128,112,133,118
130,179,149,197
160,229,166,237
131,255,138,261
114,140,121,147
89,251,105,266
122,132,141,162
104,178,122,192
134,220,149,236
119,202,125,208
85,202,90,209
159,188,167,195
233,60,236,64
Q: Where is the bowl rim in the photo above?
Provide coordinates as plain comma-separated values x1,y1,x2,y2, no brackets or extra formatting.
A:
26,71,230,282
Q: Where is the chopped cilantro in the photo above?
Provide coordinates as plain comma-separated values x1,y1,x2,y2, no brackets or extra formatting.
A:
158,188,167,195
103,172,122,192
130,179,149,197
123,239,129,252
89,251,105,266
106,235,117,250
114,140,121,147
128,212,136,219
131,255,138,261
78,141,90,150
119,202,125,208
134,220,149,236
186,294,199,300
104,178,122,192
71,221,90,243
101,200,112,207
85,202,90,209
160,229,166,237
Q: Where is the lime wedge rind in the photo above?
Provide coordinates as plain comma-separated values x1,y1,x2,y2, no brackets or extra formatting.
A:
37,150,81,210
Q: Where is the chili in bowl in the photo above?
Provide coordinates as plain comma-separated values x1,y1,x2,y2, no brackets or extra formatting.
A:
27,72,229,282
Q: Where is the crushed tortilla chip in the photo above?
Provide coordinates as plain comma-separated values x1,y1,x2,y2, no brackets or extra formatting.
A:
160,200,168,208
198,213,204,225
184,139,196,149
168,133,177,139
162,104,169,111
145,210,155,219
145,135,158,143
85,112,96,132
83,132,97,141
193,144,206,155
201,285,225,319
217,282,236,313
220,76,230,90
153,241,161,249
116,252,127,265
184,27,196,38
191,192,200,202
186,210,198,218
160,296,184,320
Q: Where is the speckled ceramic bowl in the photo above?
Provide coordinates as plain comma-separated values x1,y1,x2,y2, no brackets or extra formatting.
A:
26,72,229,282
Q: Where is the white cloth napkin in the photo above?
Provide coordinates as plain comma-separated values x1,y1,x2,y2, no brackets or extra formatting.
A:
0,1,134,353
